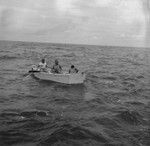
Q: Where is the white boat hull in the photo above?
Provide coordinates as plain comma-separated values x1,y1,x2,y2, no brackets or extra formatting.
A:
33,72,86,84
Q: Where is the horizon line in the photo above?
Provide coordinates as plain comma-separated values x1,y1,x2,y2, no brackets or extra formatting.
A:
0,39,149,49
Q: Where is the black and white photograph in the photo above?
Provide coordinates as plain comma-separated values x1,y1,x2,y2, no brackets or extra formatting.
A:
0,0,150,146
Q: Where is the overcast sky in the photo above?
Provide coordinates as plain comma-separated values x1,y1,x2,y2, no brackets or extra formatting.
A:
0,0,149,47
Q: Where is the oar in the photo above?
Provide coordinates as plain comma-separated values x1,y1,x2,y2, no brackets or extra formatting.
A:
22,69,37,81
22,72,32,81
23,67,51,80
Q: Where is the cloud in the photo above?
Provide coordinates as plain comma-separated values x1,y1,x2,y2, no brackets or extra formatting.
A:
142,0,150,46
95,0,112,7
0,0,148,47
55,0,83,16
0,7,39,32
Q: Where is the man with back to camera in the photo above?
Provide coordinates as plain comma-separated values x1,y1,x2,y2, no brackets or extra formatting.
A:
52,59,62,74
69,65,78,74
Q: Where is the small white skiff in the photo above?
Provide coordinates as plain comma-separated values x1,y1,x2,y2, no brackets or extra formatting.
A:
33,72,86,84
29,66,86,84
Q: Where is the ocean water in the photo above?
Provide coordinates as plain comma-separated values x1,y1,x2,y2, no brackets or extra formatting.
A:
0,40,149,146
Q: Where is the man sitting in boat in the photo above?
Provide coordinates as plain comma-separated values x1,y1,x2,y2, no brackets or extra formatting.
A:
52,59,62,74
69,65,78,74
38,58,47,71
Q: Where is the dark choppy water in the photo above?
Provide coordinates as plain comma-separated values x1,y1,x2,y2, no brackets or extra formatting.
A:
0,40,150,146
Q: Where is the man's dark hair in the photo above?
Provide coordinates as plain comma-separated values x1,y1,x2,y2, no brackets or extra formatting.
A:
71,65,74,68
42,59,45,63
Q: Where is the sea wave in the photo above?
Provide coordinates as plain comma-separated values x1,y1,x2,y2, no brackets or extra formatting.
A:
0,41,150,146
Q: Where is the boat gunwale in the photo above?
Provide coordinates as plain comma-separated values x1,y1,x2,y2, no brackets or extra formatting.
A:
32,71,85,84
